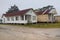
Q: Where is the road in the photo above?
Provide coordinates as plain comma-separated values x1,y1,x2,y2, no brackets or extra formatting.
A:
0,24,60,40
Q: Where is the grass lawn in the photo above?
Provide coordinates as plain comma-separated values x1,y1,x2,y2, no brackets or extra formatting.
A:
0,23,60,28
23,23,60,28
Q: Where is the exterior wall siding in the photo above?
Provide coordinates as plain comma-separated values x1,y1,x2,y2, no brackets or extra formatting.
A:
2,16,27,24
55,16,60,22
25,10,37,23
37,14,49,22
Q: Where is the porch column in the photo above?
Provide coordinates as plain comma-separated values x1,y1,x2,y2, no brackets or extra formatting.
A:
24,15,25,21
51,14,54,22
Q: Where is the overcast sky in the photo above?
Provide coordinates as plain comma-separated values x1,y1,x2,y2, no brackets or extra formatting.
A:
0,0,60,17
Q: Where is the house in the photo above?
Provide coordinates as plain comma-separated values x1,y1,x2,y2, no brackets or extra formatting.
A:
2,8,37,24
54,15,60,22
35,5,57,22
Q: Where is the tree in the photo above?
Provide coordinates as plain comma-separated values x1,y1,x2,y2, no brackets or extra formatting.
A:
6,5,19,13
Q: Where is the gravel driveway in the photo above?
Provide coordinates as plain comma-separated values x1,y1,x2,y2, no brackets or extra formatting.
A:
0,25,60,40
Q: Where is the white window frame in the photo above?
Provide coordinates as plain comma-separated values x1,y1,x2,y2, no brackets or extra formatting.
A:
11,17,14,21
15,16,19,21
21,15,24,20
33,16,36,20
7,17,10,21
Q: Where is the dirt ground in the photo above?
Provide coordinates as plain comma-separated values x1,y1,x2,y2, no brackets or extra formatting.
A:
0,25,60,40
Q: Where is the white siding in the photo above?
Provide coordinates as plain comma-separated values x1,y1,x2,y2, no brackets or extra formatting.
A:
26,10,37,23
3,16,27,24
48,14,55,22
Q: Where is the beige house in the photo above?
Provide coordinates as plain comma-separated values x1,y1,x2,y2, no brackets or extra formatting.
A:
35,6,57,22
37,14,50,22
55,16,60,22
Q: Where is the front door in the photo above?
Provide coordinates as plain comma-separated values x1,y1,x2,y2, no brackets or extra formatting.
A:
25,15,31,23
48,14,54,22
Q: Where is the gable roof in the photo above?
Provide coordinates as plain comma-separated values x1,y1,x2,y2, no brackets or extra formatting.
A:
35,11,43,15
44,9,51,14
3,8,33,17
35,8,52,15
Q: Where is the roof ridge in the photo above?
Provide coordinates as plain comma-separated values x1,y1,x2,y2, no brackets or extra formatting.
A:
3,8,33,17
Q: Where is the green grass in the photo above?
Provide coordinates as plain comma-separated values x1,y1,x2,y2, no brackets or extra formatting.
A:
0,23,60,28
23,23,60,28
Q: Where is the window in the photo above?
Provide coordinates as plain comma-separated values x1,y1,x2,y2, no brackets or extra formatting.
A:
15,16,19,21
21,15,24,20
48,14,51,20
33,16,36,20
25,15,31,20
25,15,28,20
4,18,5,22
11,17,14,21
7,17,10,21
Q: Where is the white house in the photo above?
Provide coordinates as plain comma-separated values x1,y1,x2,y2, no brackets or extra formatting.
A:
2,8,37,24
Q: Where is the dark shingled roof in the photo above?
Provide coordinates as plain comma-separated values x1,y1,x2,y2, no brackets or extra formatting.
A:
3,8,33,17
35,9,52,15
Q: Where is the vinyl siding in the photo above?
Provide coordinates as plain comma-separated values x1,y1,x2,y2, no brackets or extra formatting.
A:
37,14,49,22
55,16,60,22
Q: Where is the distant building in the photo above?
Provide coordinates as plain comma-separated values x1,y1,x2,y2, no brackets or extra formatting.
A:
35,5,57,22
